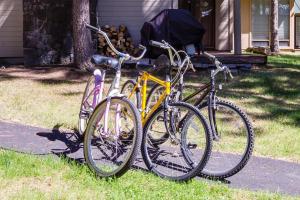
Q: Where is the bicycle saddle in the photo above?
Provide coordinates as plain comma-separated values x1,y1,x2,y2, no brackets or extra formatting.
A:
136,63,156,72
136,55,171,73
91,55,119,70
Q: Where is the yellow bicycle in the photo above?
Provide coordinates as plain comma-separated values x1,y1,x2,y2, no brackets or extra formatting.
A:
121,40,212,182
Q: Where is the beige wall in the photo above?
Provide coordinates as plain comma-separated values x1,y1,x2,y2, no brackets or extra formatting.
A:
289,0,295,50
241,0,251,49
98,0,177,44
0,0,23,57
215,0,231,50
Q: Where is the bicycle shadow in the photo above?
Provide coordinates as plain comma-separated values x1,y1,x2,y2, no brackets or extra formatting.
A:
36,124,231,184
36,124,85,164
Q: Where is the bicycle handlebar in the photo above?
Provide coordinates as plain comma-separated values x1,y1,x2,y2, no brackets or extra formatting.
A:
202,52,233,79
149,40,169,49
85,23,147,61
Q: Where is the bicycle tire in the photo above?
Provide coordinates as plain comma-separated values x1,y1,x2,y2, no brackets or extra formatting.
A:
78,76,95,137
197,99,254,179
141,102,212,181
121,80,139,107
145,84,169,146
84,96,142,178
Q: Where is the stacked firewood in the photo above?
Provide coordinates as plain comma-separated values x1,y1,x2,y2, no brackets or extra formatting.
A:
98,25,140,57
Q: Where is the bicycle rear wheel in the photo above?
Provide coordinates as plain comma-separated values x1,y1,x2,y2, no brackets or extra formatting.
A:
141,102,212,181
197,99,254,179
121,80,139,107
84,97,142,178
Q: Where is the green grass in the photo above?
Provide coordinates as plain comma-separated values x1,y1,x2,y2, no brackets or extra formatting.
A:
0,57,299,198
219,67,300,161
268,54,300,68
0,57,300,162
0,150,293,200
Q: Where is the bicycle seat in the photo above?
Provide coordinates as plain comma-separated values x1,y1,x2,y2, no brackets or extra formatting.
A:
136,55,171,73
91,55,119,70
136,63,156,72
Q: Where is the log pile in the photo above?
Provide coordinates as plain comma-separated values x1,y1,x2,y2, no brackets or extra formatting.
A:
245,47,271,56
98,25,140,57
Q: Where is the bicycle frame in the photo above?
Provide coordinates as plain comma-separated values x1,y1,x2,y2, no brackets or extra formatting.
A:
81,61,125,138
179,70,220,140
127,72,171,125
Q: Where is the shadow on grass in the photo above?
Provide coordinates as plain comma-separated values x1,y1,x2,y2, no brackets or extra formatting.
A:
0,66,88,85
181,66,300,128
222,68,300,127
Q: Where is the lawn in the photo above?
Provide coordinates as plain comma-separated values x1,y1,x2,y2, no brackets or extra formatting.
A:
0,56,299,162
0,150,291,200
0,55,299,199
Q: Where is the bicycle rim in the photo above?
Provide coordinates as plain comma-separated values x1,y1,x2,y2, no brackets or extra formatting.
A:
198,100,254,179
84,97,141,178
142,102,211,181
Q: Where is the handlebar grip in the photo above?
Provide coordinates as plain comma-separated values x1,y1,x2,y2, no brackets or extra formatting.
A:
85,22,100,32
130,45,147,61
149,40,165,48
138,44,146,50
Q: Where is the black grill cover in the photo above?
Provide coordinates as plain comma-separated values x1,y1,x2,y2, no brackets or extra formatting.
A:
141,9,206,58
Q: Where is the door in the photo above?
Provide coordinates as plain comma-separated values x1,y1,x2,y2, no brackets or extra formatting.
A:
179,0,215,49
0,0,23,57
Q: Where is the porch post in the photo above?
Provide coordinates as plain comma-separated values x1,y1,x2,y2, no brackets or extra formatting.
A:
234,0,242,54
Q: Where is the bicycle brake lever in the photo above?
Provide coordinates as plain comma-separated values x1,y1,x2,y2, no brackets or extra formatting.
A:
227,68,234,79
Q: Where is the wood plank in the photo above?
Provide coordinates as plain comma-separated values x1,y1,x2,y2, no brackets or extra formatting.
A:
0,47,23,57
191,54,267,65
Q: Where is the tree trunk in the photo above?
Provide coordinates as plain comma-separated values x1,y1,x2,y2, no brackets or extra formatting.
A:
270,0,279,54
73,0,93,69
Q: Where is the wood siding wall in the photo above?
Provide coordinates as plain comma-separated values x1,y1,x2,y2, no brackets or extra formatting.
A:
0,0,23,57
97,0,178,44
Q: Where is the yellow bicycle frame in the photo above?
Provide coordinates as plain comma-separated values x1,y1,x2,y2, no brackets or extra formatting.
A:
127,72,171,125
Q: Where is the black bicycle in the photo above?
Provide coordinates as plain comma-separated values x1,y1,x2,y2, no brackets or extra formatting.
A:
146,43,255,180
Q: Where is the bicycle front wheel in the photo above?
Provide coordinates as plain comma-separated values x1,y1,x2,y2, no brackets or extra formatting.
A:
141,102,212,181
84,97,142,178
197,99,254,179
78,76,97,136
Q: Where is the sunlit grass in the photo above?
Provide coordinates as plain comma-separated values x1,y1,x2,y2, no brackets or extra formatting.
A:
0,61,300,162
268,54,300,68
0,61,299,198
0,150,293,200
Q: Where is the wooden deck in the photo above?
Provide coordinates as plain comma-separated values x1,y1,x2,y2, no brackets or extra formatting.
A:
192,52,267,69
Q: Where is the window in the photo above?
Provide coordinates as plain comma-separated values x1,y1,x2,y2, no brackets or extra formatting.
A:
251,0,290,47
296,16,300,48
252,0,270,46
278,0,290,47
